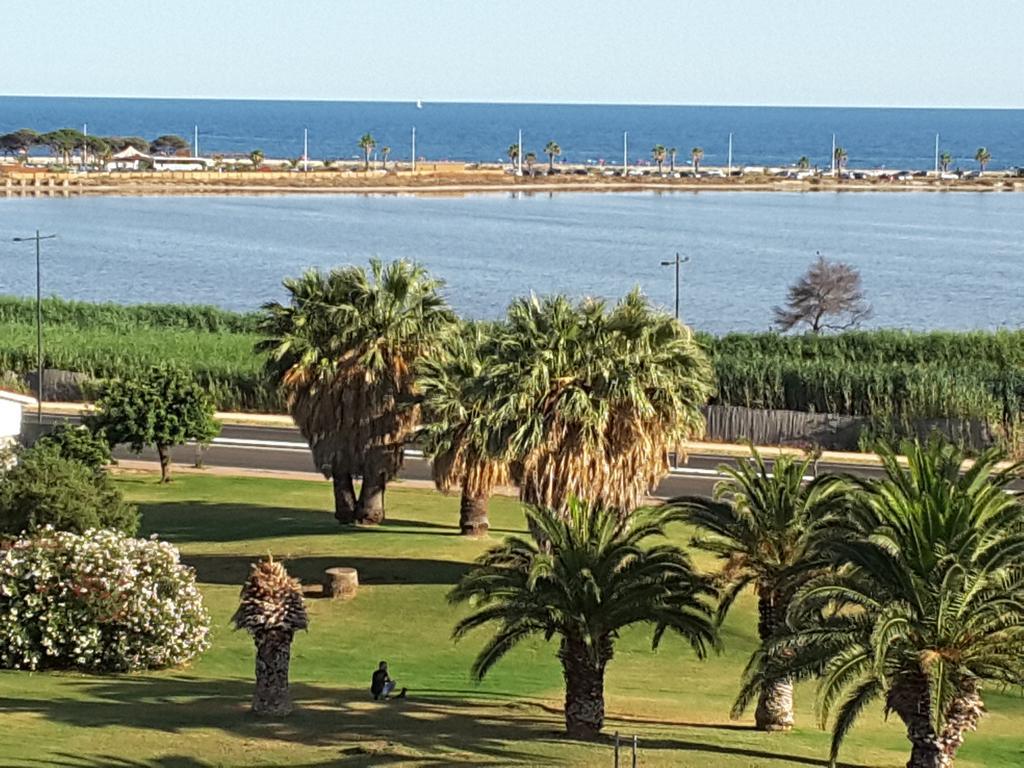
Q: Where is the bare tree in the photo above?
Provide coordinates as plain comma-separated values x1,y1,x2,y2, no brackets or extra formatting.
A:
773,253,871,333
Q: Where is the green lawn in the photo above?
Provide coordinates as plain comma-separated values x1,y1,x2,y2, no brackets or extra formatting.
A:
1,475,1022,767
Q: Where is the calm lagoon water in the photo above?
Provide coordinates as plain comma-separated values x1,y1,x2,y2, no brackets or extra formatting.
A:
0,191,1021,334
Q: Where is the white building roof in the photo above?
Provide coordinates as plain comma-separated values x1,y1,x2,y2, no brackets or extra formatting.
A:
0,389,38,407
111,146,151,160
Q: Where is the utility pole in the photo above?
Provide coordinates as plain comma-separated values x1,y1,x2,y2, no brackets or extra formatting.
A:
517,129,523,176
11,231,57,423
831,133,837,174
727,132,733,176
194,125,199,157
623,131,628,175
412,126,417,171
660,252,689,322
82,123,88,167
303,127,309,172
934,133,939,174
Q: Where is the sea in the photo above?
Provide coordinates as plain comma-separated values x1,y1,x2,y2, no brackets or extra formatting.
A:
2,96,1023,170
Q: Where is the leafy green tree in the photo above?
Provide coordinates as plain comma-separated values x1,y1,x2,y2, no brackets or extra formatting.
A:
35,423,112,471
939,151,953,172
249,149,265,169
107,136,150,153
524,151,537,176
691,146,704,173
88,366,221,482
506,143,519,167
833,146,848,174
359,133,376,170
974,147,991,172
670,451,848,731
652,144,667,173
544,140,561,171
380,145,391,170
485,291,713,518
0,443,138,535
149,134,190,156
449,499,718,738
258,259,455,524
776,439,1024,768
0,128,38,159
418,322,507,536
39,128,84,165
668,146,678,172
797,156,811,170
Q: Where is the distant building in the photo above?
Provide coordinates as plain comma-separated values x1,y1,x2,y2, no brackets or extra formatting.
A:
105,146,150,171
152,155,213,172
0,389,37,457
104,147,213,172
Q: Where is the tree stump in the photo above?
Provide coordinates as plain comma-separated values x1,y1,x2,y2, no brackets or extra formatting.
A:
322,567,359,599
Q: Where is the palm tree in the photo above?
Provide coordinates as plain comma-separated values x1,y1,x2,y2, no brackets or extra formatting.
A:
380,146,391,170
669,147,678,172
691,147,704,173
524,151,536,176
249,149,264,170
544,140,561,171
507,143,519,168
231,556,309,717
775,439,1024,768
359,133,376,170
939,151,953,173
833,146,848,175
652,144,667,173
974,147,991,172
485,291,713,518
258,259,456,524
418,322,509,536
449,499,718,738
797,156,811,170
669,451,849,731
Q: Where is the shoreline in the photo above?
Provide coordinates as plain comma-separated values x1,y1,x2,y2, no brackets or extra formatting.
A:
4,166,1022,198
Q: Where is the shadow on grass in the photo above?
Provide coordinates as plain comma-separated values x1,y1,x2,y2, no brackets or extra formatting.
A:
182,554,471,586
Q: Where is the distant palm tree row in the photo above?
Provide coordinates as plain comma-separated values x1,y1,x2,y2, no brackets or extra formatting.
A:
257,259,1024,767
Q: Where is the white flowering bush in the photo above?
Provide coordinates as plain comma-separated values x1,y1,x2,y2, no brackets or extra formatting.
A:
0,527,210,671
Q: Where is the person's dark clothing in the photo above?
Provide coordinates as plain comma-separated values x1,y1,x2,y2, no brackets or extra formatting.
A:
371,668,391,699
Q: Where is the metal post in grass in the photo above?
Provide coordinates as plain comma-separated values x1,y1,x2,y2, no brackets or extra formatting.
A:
631,735,638,768
614,731,620,767
12,230,57,423
660,252,689,322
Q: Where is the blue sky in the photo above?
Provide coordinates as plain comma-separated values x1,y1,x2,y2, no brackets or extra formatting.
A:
4,0,1023,107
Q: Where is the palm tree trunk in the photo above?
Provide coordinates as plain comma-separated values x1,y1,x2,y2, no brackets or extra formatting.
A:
937,677,984,765
332,471,357,524
356,453,387,525
887,671,946,768
252,629,294,717
755,585,794,731
157,444,172,483
459,490,489,536
560,637,608,739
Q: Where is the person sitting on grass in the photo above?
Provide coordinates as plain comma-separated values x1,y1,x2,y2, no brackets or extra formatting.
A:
370,661,407,700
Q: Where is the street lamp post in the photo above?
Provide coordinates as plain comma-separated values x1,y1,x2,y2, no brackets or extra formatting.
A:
12,230,56,423
659,252,689,322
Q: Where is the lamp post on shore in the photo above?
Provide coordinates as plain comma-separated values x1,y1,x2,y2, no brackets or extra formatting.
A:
11,231,56,423
660,252,689,322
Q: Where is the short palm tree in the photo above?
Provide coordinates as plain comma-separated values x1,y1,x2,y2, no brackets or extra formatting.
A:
974,147,991,172
380,146,391,170
939,151,953,172
652,144,667,173
258,259,456,524
449,499,718,738
776,439,1024,768
486,291,713,518
669,147,678,172
418,321,508,536
250,149,264,169
691,147,704,173
833,146,848,174
669,450,849,731
359,133,376,170
524,151,536,176
544,140,561,171
507,143,519,168
231,556,309,717
797,156,811,170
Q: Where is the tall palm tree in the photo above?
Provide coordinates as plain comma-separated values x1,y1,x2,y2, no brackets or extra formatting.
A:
669,147,678,172
418,321,508,536
507,143,519,168
544,140,561,171
449,499,718,738
691,147,704,173
249,149,264,169
651,144,667,173
485,291,713,518
524,151,536,176
380,146,391,170
939,151,953,173
833,146,848,175
974,147,991,172
231,556,309,717
775,439,1024,768
258,259,456,524
797,156,811,170
359,133,376,170
669,451,849,731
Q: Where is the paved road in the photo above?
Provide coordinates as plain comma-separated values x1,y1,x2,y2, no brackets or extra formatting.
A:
30,413,898,499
